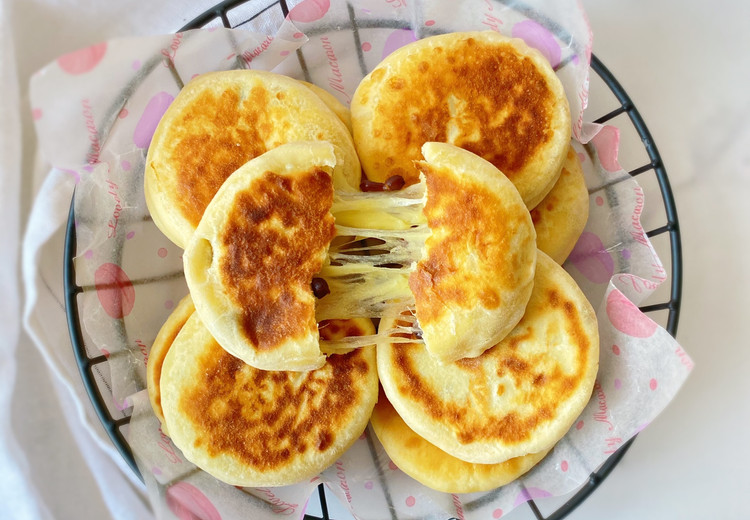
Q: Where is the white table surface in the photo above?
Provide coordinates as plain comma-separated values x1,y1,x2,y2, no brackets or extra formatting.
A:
3,0,748,518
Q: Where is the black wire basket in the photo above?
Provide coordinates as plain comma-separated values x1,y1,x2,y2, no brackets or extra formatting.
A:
64,1,682,519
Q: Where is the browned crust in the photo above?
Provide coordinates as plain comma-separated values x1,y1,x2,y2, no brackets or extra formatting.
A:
353,32,565,192
171,86,270,229
371,387,550,493
409,162,528,325
219,169,336,351
177,328,373,472
385,254,597,452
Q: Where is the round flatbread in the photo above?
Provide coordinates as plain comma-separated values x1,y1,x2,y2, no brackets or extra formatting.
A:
161,313,378,487
409,142,536,362
145,69,360,248
183,141,337,372
531,146,589,264
378,251,599,464
351,30,570,208
146,294,194,435
370,389,550,493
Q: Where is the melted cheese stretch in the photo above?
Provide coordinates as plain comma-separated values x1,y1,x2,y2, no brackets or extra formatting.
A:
330,181,427,230
317,181,427,351
319,313,419,354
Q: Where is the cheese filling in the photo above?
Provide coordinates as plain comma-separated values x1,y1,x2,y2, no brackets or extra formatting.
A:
317,180,428,351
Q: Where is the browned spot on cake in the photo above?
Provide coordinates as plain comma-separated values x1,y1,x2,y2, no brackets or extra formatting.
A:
180,341,371,468
172,87,272,227
367,37,555,185
219,169,335,350
391,274,592,447
409,163,516,325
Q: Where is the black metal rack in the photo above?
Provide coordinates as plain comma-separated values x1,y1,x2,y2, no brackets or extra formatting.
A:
64,1,682,519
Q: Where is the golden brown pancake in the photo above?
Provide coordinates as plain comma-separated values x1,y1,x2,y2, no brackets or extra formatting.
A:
378,251,599,464
351,31,571,208
410,142,536,362
160,312,379,487
371,389,550,493
183,141,337,372
145,70,360,248
146,294,194,435
531,146,589,264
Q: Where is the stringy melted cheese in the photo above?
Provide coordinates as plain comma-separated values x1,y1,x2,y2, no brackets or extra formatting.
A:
317,181,428,351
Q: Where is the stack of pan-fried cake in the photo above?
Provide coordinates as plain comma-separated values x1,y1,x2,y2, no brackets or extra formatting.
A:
144,31,598,494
